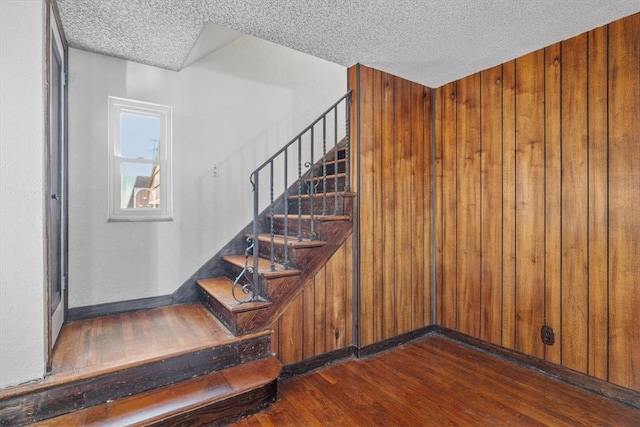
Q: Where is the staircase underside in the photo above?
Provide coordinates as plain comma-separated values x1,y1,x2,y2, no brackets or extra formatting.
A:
0,304,280,426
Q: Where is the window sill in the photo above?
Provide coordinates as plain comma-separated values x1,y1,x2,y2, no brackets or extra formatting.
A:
108,216,173,223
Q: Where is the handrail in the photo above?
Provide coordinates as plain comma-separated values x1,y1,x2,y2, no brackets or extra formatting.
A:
244,91,351,301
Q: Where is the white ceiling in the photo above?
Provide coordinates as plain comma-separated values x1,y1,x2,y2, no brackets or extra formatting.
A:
57,0,640,88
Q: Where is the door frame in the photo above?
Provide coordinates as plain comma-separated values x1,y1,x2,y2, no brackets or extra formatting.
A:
45,0,69,371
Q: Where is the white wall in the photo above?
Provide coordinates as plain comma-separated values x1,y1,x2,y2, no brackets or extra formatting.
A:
68,35,346,307
0,0,47,388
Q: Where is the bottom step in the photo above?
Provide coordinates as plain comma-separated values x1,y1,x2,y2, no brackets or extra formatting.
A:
34,357,282,427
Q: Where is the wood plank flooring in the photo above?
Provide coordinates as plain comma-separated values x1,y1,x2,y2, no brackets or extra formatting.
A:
231,335,640,426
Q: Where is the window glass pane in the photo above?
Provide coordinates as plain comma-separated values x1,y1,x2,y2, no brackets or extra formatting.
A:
120,162,160,209
120,113,161,160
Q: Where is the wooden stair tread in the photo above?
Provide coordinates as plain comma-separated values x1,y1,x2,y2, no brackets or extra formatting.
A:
223,254,302,278
288,191,356,200
33,357,282,426
305,172,347,182
249,233,327,248
197,277,272,313
270,213,350,221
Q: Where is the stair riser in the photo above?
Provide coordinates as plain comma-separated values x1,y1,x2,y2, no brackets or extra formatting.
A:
0,335,273,425
149,381,278,427
255,242,320,267
305,176,347,193
287,196,346,217
223,261,266,290
269,217,315,241
307,160,346,176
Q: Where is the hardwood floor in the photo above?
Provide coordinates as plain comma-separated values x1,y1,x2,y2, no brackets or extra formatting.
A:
231,335,640,426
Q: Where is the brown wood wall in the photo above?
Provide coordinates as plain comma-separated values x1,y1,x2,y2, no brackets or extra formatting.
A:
349,64,434,347
272,236,354,365
435,13,640,391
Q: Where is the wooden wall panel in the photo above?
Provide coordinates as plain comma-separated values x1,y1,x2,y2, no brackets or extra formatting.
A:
440,82,458,330
435,13,640,392
586,25,608,381
273,236,353,366
480,65,503,345
514,49,546,359
456,73,482,337
608,13,640,391
560,33,589,373
352,65,433,346
544,43,562,365
501,61,517,350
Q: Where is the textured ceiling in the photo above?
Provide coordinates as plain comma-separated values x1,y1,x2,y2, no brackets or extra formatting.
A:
57,0,640,87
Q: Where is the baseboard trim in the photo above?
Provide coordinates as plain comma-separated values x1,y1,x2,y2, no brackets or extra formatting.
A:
281,346,357,380
435,326,640,410
357,325,437,358
67,295,174,321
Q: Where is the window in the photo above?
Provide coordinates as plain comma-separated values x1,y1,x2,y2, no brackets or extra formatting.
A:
108,97,172,221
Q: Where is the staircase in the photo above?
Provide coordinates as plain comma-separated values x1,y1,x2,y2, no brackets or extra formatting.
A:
197,144,354,336
0,93,352,426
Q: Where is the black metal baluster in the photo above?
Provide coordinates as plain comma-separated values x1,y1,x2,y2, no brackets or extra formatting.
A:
269,161,275,271
283,149,289,269
333,105,339,215
322,116,327,216
252,172,260,298
309,127,317,240
297,137,303,242
344,94,351,192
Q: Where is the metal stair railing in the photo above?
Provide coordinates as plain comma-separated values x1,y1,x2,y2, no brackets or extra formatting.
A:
245,91,351,301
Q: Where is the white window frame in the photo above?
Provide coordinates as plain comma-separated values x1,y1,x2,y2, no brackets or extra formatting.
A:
108,96,173,221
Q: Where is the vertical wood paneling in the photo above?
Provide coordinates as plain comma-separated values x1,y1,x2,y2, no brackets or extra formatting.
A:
501,60,517,350
273,236,353,365
358,66,375,347
381,71,396,340
514,50,545,359
395,77,413,335
560,33,589,373
353,64,433,345
456,73,482,337
277,292,304,365
436,13,640,392
544,43,562,365
434,87,444,326
325,243,347,351
480,65,503,345
608,13,640,391
410,82,426,329
372,69,385,343
441,82,458,330
303,275,317,359
313,268,326,356
423,87,433,326
587,26,608,380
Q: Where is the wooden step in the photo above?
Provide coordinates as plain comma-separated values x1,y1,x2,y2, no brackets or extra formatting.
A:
287,191,355,201
271,214,350,221
0,305,273,425
249,233,326,249
223,254,302,279
197,277,273,335
33,357,282,426
198,277,273,313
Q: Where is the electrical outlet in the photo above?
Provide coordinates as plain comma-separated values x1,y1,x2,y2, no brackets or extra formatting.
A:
541,325,556,345
211,163,219,177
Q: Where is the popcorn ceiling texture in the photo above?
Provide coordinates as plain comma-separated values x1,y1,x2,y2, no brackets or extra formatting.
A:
57,0,640,87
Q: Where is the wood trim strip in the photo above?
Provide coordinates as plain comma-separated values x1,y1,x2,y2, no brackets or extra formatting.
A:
358,325,436,358
67,295,174,321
